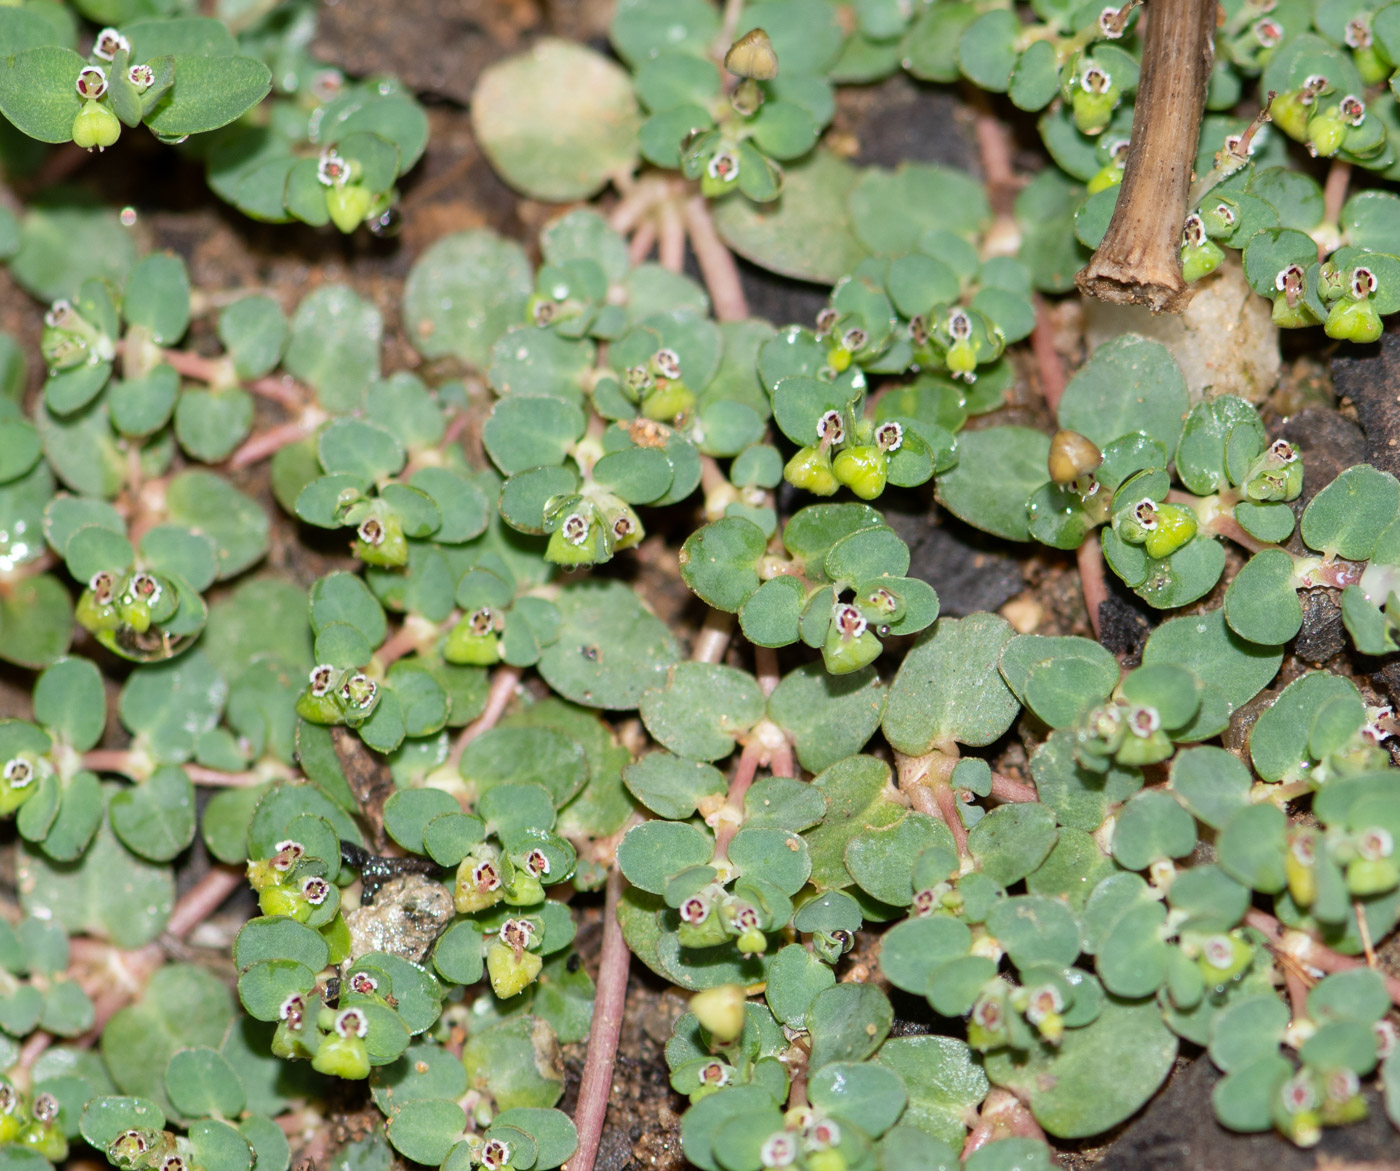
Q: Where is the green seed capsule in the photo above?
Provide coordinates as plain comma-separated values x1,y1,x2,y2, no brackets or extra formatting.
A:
72,99,121,151
641,381,696,424
784,445,839,496
1306,106,1347,156
259,885,311,921
1345,855,1398,895
1269,89,1312,140
311,1033,371,1079
735,927,767,956
325,184,374,233
1324,297,1384,343
822,624,881,674
832,445,887,500
117,596,151,635
1195,932,1253,986
486,939,543,998
18,1122,67,1163
1181,238,1225,284
444,618,500,666
353,512,407,567
1071,84,1119,135
546,510,607,566
1142,503,1198,559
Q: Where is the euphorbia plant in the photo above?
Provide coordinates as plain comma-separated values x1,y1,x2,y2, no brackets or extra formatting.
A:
0,2,1397,1171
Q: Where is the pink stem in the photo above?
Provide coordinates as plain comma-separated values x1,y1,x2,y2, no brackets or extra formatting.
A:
17,1031,52,1071
1031,296,1068,412
910,782,969,857
990,772,1039,803
1077,534,1107,642
628,220,658,266
183,765,266,788
754,646,781,697
570,865,630,1171
447,665,523,770
768,740,796,779
377,622,427,667
1283,964,1309,1023
166,866,244,939
82,749,132,774
682,195,749,323
691,609,734,664
127,344,305,409
659,202,686,274
1323,158,1351,228
1245,908,1400,1005
961,1089,1046,1158
714,740,762,861
229,418,316,469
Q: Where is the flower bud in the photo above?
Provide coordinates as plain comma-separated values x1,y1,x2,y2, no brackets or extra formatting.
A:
691,983,747,1042
72,99,120,151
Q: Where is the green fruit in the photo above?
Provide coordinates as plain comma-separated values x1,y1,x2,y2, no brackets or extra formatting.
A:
784,445,839,496
118,596,151,635
546,513,607,566
1356,45,1388,86
1270,89,1312,140
1345,856,1398,895
831,445,887,500
822,625,881,675
444,620,500,666
1142,503,1198,559
72,99,121,151
1071,85,1119,135
1272,293,1322,329
1307,107,1348,156
1114,727,1173,766
325,184,374,233
0,1113,21,1144
1086,163,1123,194
677,916,730,949
296,688,343,725
311,1033,371,1079
945,336,978,377
641,381,696,423
455,851,505,914
1181,239,1225,284
1324,297,1384,343
735,927,767,956
353,512,407,567
259,885,311,921
806,1150,847,1171
486,940,543,998
690,984,746,1042
19,1122,67,1163
321,913,353,965
1286,841,1316,908
503,869,545,906
1195,932,1253,986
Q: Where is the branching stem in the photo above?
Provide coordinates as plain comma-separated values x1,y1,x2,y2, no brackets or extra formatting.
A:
989,772,1038,803
1245,908,1400,1005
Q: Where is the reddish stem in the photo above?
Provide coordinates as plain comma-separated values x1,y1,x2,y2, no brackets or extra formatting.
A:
659,202,686,274
932,783,970,857
570,865,630,1171
82,749,134,774
692,609,734,664
17,1031,52,1072
961,1088,1046,1157
1323,158,1352,228
1245,908,1400,1005
628,220,658,266
682,195,749,323
447,665,523,770
1077,533,1108,642
377,621,430,668
229,417,317,468
989,772,1038,803
167,866,244,940
1031,295,1068,412
754,645,781,698
714,739,763,861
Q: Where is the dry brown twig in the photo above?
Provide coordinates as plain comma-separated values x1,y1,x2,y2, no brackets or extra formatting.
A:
1076,0,1217,312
